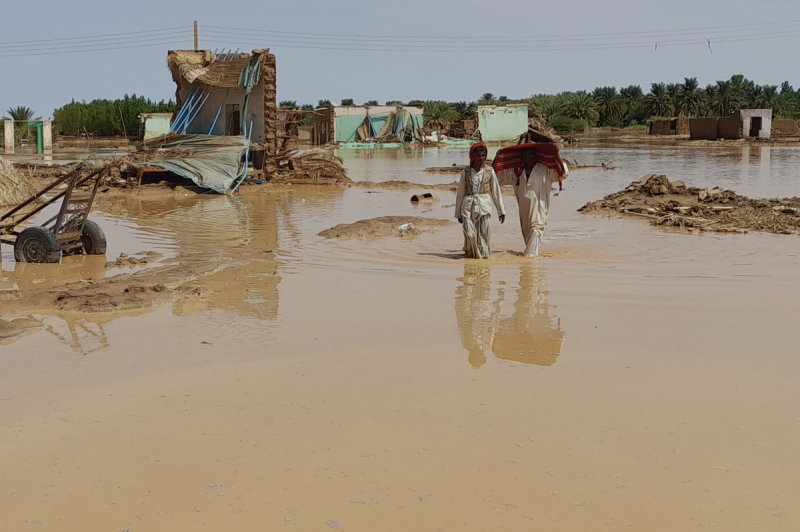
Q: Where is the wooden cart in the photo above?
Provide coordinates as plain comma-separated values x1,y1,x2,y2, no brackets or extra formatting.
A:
0,166,107,263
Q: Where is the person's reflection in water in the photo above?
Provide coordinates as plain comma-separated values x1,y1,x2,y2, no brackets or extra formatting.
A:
493,263,564,366
454,264,503,368
455,263,565,368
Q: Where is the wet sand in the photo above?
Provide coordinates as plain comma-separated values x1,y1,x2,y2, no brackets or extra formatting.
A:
2,144,800,531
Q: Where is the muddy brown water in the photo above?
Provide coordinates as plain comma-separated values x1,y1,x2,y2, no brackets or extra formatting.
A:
2,143,800,531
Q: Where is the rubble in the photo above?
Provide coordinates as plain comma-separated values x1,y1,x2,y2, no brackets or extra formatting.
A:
579,174,800,234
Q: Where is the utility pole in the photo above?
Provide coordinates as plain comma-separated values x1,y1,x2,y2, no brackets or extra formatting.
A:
194,21,199,50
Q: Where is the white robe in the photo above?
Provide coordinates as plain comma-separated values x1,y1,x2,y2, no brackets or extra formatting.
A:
455,166,506,221
455,166,506,259
497,163,561,257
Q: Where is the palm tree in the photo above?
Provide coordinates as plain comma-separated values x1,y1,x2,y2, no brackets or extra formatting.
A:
619,85,645,124
2,106,39,121
758,85,789,115
592,86,622,125
340,98,355,106
776,84,797,118
676,77,704,117
2,106,41,143
423,102,460,129
364,100,379,106
560,92,599,126
707,81,743,117
665,83,680,101
452,101,476,121
530,94,562,122
743,85,763,108
644,83,674,117
278,100,297,109
479,93,496,105
620,85,644,101
497,95,509,102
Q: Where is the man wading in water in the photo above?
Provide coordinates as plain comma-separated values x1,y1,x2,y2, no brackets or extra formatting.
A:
455,143,506,259
495,145,567,257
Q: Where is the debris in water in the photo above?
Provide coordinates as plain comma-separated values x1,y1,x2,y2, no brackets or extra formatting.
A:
579,174,800,234
319,216,455,240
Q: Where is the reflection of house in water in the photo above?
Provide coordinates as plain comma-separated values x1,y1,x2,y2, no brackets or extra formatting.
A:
97,194,282,320
455,264,564,368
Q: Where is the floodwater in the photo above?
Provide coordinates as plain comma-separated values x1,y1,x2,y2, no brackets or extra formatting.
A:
2,143,800,531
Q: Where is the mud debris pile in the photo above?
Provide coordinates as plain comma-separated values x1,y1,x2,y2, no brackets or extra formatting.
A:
273,148,351,184
579,174,800,234
319,216,456,240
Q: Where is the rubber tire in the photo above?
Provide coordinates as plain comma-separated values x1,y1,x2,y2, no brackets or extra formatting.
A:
13,226,61,264
80,220,107,255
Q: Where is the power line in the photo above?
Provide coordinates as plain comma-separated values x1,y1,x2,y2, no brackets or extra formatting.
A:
204,19,800,42
0,31,192,52
0,38,191,58
200,28,800,53
1,19,800,58
0,27,189,46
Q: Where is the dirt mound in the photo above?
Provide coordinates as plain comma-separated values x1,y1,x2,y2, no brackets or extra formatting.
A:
579,174,800,234
355,181,459,192
319,216,456,240
106,251,164,269
425,165,467,174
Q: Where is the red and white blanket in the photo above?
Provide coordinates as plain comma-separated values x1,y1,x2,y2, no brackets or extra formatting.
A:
492,143,567,190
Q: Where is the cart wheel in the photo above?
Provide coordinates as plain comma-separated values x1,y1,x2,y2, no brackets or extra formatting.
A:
80,220,107,255
14,227,61,264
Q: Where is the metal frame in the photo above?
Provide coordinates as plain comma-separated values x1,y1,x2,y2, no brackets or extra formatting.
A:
0,166,106,251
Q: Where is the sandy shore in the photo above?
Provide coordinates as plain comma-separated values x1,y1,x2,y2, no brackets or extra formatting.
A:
2,145,800,530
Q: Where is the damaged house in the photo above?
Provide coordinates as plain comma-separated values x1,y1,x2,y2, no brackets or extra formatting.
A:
313,105,424,145
690,109,774,141
166,49,278,179
476,104,529,143
124,48,347,193
121,49,278,194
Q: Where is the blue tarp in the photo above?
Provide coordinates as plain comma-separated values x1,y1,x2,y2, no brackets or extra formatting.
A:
141,134,248,194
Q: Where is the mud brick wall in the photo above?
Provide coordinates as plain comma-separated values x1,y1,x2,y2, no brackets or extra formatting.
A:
771,119,800,137
689,117,719,140
676,117,690,136
717,112,743,140
261,52,278,178
648,119,671,135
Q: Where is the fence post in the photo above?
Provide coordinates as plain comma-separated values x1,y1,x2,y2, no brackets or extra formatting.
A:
4,121,13,154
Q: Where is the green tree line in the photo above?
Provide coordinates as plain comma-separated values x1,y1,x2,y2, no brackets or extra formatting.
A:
53,95,175,136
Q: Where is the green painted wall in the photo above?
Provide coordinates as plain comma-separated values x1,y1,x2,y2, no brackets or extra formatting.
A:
477,106,528,143
334,109,424,142
335,115,367,142
142,116,172,140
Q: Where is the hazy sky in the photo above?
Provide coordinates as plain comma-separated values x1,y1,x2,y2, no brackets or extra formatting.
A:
2,0,800,118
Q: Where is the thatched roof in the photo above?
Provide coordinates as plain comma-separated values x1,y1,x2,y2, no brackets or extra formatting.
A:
0,157,41,210
167,50,266,89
